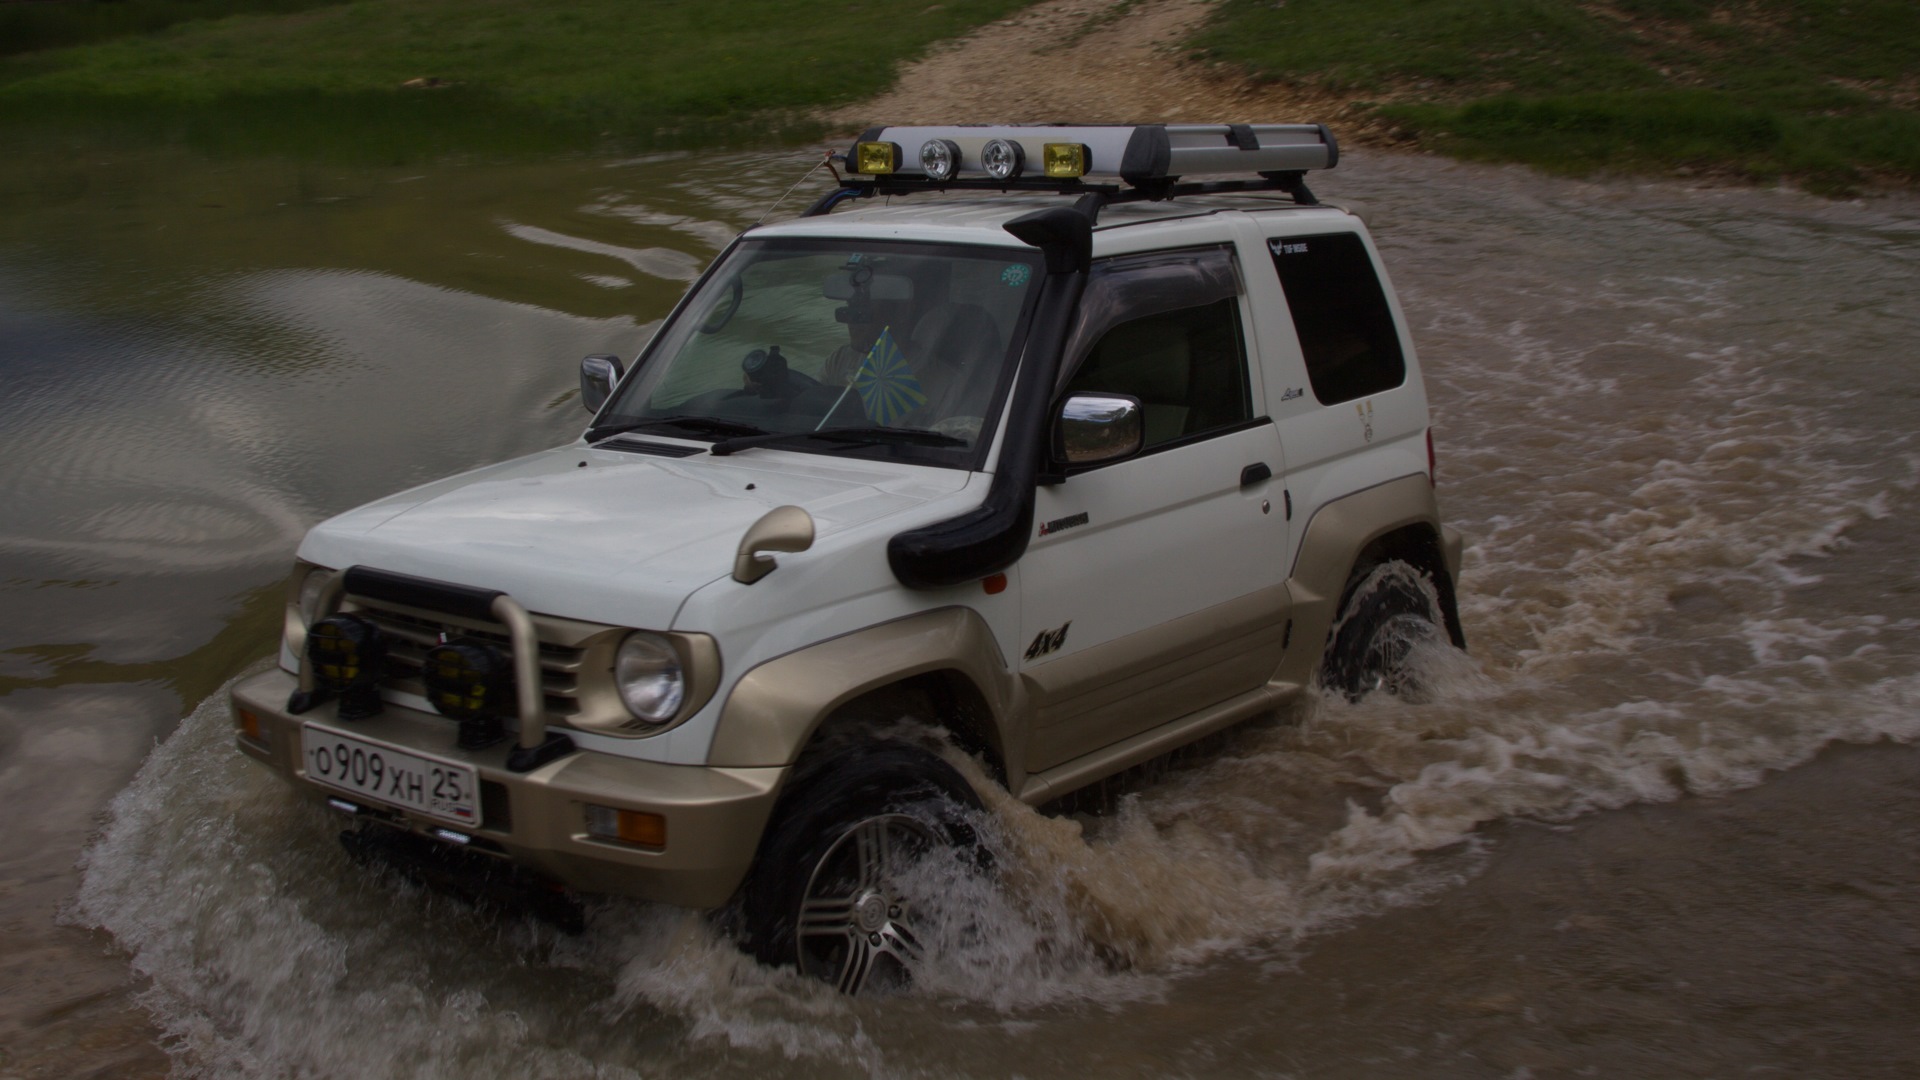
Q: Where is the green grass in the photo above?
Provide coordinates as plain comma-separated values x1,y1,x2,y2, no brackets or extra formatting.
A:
0,0,1039,160
1192,0,1920,192
0,0,347,59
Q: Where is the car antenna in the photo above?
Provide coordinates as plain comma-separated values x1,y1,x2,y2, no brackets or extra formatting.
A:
753,149,841,227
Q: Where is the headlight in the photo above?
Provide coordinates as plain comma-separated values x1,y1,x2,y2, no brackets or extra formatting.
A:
298,568,335,626
615,632,684,723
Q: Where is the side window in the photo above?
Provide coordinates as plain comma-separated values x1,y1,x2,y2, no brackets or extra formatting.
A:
1064,298,1251,450
1268,233,1405,405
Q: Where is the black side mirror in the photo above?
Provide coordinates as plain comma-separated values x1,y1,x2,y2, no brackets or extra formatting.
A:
580,354,625,413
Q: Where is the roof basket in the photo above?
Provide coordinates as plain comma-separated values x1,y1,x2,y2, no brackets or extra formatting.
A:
808,123,1338,216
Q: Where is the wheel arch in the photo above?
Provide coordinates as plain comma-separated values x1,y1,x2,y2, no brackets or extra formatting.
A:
706,607,1015,779
1283,475,1465,685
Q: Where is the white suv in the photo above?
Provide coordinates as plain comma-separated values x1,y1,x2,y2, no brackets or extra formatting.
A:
229,123,1464,992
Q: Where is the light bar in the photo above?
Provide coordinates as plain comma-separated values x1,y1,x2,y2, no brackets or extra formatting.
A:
846,123,1336,188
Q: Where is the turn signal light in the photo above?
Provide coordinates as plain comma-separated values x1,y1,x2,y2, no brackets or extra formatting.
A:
855,140,901,174
1043,143,1089,178
585,805,667,848
236,707,265,745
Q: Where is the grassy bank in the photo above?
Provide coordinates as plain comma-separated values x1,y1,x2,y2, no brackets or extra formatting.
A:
0,0,1037,160
1191,0,1920,193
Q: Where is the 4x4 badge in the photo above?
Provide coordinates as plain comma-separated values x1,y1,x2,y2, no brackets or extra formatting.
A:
1024,621,1071,661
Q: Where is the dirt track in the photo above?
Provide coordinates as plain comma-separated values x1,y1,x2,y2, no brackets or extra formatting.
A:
828,0,1393,139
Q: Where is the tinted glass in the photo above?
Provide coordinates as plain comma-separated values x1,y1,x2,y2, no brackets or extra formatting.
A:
1063,297,1251,450
1268,232,1405,405
600,239,1042,465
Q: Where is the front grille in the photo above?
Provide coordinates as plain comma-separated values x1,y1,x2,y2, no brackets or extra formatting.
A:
357,605,583,718
339,596,625,732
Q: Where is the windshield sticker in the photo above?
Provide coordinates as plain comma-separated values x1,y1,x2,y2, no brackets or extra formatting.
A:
1000,263,1032,288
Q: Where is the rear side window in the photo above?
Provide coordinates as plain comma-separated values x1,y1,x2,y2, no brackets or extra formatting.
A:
1268,233,1405,405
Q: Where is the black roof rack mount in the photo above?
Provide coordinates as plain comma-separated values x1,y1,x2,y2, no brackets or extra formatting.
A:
805,123,1337,217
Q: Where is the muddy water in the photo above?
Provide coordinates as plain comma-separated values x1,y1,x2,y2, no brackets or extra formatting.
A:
3,145,1917,1077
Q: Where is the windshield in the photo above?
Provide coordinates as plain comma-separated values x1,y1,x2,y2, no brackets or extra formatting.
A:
595,238,1044,467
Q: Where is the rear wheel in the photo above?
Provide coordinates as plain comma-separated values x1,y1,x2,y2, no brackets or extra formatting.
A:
1321,559,1446,701
744,742,984,994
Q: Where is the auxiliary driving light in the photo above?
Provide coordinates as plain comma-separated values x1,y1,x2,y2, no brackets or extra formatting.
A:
422,638,513,750
855,140,901,175
919,138,961,181
305,614,387,720
980,138,1024,181
1043,142,1089,178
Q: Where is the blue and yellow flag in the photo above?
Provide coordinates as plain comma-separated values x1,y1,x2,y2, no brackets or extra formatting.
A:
850,326,927,425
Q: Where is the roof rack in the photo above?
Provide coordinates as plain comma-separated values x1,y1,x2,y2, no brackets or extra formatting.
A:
805,123,1338,217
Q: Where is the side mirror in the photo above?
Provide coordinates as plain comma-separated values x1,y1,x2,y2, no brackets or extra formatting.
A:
1053,392,1143,467
580,354,625,413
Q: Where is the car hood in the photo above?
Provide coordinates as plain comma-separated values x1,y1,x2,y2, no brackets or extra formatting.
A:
298,442,975,628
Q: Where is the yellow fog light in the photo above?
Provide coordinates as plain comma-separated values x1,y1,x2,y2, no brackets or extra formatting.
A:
305,614,387,720
1043,142,1089,178
422,638,512,750
855,140,901,175
585,805,667,848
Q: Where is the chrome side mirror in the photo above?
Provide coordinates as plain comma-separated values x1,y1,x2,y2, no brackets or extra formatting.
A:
1054,392,1143,467
580,354,625,413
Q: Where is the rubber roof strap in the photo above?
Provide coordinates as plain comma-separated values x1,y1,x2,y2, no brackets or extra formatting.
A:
885,201,1096,589
1118,124,1176,201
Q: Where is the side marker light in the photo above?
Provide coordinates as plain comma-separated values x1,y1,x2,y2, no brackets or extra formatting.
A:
983,573,1008,595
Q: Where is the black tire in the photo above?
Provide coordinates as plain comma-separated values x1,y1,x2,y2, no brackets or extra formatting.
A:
1320,559,1446,701
743,742,984,994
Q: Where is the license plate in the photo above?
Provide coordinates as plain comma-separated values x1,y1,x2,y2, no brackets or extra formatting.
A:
301,723,480,827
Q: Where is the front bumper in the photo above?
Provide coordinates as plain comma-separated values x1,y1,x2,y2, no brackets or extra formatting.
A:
230,667,785,909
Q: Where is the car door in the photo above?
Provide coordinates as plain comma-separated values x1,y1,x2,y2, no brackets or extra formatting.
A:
1018,245,1290,773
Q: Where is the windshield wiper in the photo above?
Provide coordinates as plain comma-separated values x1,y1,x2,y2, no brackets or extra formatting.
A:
708,426,968,457
588,415,768,443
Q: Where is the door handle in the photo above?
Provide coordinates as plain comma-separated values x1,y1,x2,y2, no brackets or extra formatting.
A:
1240,463,1272,488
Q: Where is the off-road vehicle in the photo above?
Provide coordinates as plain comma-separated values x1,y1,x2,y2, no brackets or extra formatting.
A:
230,123,1465,992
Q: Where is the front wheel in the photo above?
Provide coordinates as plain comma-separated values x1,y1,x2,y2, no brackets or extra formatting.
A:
743,743,984,994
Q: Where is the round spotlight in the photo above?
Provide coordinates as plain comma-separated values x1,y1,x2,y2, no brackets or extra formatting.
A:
981,138,1025,181
423,638,513,749
305,614,386,719
919,138,961,181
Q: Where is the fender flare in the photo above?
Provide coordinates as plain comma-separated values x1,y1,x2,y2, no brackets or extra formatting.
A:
705,607,1019,769
1281,474,1460,684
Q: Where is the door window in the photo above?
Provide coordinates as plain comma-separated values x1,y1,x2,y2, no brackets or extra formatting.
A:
1062,297,1252,449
